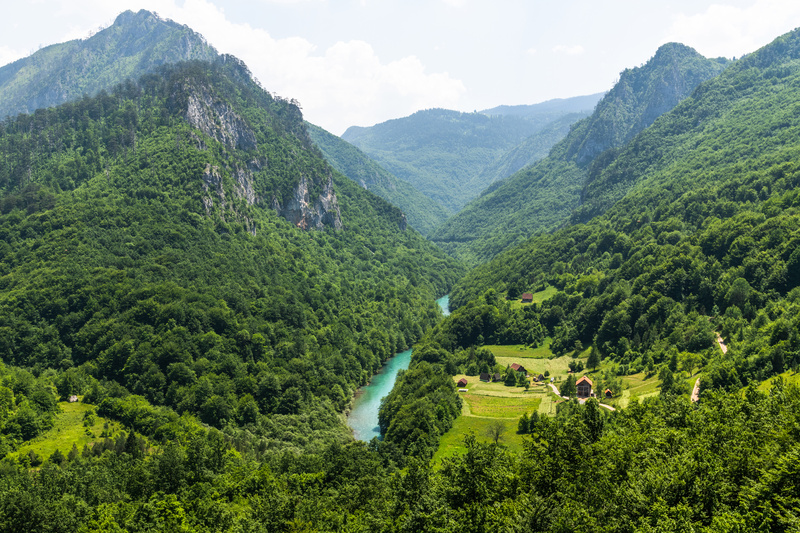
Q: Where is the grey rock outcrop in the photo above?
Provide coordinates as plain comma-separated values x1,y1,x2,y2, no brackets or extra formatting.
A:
272,173,343,230
186,86,257,150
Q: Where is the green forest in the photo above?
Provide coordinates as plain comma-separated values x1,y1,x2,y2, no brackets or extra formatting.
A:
3,8,800,533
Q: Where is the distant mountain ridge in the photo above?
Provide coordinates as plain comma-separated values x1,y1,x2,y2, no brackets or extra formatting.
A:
0,10,218,119
431,43,729,266
341,94,601,214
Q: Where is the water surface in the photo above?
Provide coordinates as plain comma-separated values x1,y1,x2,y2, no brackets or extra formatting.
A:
347,295,450,441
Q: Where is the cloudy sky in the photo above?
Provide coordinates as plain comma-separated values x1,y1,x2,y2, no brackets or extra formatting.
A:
1,0,799,134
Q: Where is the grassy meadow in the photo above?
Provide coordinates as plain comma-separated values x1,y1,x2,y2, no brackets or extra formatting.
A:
11,399,120,464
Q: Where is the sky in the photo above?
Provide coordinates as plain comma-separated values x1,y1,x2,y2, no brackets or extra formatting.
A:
1,0,799,135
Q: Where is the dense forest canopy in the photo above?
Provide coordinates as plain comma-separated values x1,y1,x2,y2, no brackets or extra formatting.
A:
431,43,728,266
3,11,800,533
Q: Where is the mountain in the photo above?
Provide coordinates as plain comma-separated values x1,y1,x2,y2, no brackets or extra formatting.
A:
0,10,218,119
341,94,601,214
480,92,603,118
464,111,592,191
0,58,463,457
306,122,450,235
450,26,800,371
431,43,728,266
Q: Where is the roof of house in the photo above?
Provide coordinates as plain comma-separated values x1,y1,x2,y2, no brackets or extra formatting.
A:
457,378,468,386
521,293,534,301
576,376,593,386
479,372,490,381
511,363,525,372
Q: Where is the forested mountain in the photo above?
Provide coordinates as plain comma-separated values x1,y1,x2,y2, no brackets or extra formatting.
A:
451,27,800,388
307,123,450,235
465,111,592,193
0,57,463,459
432,43,728,266
0,10,218,120
341,94,599,214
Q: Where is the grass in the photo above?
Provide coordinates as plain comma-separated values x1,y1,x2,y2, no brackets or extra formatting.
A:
461,392,541,418
484,338,554,359
757,369,800,392
11,399,120,463
433,415,526,464
508,286,558,309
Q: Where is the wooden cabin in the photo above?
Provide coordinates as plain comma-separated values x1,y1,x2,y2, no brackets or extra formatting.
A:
521,293,534,303
457,378,468,387
576,376,593,398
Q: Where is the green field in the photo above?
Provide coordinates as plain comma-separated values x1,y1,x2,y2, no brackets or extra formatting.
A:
757,369,800,392
11,399,120,463
433,415,526,464
509,286,558,309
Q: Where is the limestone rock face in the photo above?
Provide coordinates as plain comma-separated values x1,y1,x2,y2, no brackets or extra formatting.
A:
186,86,257,150
272,174,343,230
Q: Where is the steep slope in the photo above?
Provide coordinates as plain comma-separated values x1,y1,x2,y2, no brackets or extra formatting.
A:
341,94,600,214
465,111,592,191
0,58,464,453
432,43,728,266
307,122,450,235
0,10,218,119
450,27,800,385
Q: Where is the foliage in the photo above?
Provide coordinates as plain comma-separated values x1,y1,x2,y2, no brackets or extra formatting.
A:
432,43,728,266
0,59,463,455
307,122,450,235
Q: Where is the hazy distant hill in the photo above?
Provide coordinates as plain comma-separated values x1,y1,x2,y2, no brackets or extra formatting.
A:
432,43,728,265
0,9,218,119
307,123,450,235
341,94,601,214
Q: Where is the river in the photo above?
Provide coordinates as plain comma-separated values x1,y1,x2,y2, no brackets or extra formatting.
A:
347,295,450,441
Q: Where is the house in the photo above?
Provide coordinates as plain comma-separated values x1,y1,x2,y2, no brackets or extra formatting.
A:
576,376,593,398
492,372,503,382
479,372,491,382
521,293,534,303
68,395,78,403
604,388,613,399
510,363,527,375
457,378,468,387
537,374,545,382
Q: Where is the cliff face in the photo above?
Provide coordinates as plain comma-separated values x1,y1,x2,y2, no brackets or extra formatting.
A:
186,86,257,150
567,43,728,166
185,84,342,231
272,174,343,230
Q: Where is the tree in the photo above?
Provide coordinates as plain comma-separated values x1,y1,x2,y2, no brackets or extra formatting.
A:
587,347,600,370
517,413,530,434
486,420,505,444
560,374,577,398
504,368,517,386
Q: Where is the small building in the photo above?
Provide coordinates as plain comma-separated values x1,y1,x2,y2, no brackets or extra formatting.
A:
604,388,613,399
576,376,593,398
492,372,503,382
521,293,534,303
457,378,468,387
510,363,527,375
537,374,545,382
68,395,78,403
479,372,491,382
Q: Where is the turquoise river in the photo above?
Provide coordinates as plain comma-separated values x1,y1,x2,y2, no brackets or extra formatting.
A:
347,295,450,441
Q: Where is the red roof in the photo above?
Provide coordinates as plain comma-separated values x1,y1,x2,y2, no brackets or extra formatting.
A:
511,363,524,372
576,376,593,386
521,293,534,302
457,378,468,387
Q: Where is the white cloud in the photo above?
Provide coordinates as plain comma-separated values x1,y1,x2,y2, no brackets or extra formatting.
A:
126,0,467,133
552,44,584,56
526,48,537,56
442,0,466,7
0,45,24,66
665,0,800,58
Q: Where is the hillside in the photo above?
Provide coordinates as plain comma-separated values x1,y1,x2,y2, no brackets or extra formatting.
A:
431,43,728,266
0,10,218,120
0,58,463,457
307,122,450,235
341,94,600,214
450,27,800,388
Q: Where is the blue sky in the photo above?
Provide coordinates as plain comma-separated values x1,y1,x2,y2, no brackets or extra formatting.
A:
2,0,799,134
